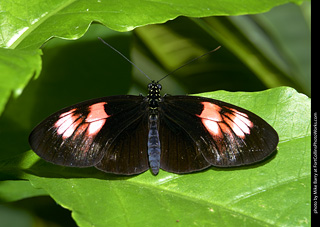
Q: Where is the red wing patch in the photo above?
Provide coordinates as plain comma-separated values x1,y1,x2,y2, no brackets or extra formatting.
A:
86,102,109,122
198,102,254,139
85,102,109,136
54,102,109,139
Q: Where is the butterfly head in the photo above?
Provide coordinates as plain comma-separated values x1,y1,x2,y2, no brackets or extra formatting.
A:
148,81,162,92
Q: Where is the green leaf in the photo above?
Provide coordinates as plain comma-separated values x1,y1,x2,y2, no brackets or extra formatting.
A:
0,87,311,226
1,0,305,50
0,180,47,202
0,48,41,115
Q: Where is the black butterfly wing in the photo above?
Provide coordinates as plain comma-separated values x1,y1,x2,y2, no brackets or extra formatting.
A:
158,103,211,173
29,95,150,174
159,95,278,173
95,110,150,175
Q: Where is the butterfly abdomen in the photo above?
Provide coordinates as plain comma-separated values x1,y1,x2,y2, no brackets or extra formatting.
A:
147,114,161,175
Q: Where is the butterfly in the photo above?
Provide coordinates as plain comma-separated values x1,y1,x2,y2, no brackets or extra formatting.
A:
29,39,279,176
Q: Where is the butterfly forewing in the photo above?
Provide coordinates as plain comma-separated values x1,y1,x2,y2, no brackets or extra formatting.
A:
29,95,148,169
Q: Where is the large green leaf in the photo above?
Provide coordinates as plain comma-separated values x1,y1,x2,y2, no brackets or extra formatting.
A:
1,0,305,50
0,87,311,226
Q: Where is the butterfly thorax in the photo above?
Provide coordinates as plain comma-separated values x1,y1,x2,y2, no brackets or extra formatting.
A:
147,81,162,110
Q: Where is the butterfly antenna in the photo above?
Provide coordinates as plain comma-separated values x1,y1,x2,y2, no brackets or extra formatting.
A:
98,37,152,81
157,46,221,83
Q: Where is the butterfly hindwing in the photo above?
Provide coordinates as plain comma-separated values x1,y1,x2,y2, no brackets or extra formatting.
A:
159,113,211,173
29,95,148,169
159,95,278,171
95,113,149,175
